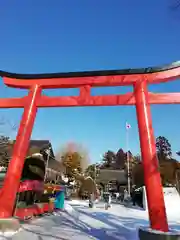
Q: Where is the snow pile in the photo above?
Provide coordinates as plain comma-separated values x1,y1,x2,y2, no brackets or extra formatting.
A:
143,187,180,219
163,188,180,209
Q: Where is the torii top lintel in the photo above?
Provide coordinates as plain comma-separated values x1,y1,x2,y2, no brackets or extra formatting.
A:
1,61,180,89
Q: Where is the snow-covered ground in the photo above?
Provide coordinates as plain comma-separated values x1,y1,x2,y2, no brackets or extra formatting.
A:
143,187,180,218
2,198,179,240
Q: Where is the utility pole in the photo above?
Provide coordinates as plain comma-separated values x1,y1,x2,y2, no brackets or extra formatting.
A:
44,147,51,181
126,122,131,196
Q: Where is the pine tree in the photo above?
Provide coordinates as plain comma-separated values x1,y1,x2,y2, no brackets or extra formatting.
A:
156,136,172,161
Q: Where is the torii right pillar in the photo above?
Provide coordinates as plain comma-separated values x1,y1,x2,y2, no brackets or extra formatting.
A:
134,81,169,232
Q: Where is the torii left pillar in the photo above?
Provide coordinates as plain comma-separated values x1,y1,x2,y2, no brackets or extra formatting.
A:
0,85,41,218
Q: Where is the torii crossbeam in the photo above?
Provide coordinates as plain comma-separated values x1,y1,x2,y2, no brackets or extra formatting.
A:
0,61,180,232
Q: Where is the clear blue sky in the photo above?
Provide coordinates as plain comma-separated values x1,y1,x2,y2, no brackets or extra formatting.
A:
0,0,180,162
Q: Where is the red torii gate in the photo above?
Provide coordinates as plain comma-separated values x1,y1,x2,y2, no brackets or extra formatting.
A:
0,62,180,232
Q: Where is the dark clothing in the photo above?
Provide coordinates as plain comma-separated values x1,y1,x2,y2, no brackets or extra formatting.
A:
103,193,110,202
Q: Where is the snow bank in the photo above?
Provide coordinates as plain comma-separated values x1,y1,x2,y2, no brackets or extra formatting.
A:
143,187,180,219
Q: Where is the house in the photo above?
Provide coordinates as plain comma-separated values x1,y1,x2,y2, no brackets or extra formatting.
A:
8,140,62,181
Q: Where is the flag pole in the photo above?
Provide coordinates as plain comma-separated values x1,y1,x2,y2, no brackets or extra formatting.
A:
126,122,131,196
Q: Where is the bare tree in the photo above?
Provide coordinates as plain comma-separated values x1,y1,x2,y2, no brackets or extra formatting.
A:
0,115,18,168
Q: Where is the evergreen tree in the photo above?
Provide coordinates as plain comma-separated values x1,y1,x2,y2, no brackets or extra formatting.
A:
115,148,126,169
101,150,116,168
85,164,99,180
0,135,11,167
156,136,172,161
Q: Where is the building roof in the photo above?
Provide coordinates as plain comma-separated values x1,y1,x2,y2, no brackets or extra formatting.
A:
8,139,62,172
97,169,127,184
9,140,55,159
46,159,62,173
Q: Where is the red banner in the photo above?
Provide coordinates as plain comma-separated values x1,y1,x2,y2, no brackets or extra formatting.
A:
18,180,44,192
